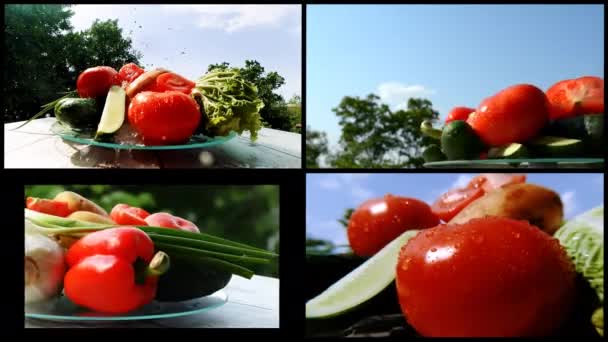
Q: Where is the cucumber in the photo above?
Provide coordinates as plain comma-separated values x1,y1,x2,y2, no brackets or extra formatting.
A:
440,120,485,160
527,136,584,157
422,144,447,163
488,143,529,159
155,255,232,302
420,120,442,140
94,85,126,141
54,97,100,130
545,114,603,156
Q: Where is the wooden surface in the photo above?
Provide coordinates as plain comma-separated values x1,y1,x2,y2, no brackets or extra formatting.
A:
5,118,301,168
25,275,279,328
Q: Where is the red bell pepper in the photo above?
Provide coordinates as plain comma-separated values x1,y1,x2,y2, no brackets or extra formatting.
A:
26,197,72,217
64,227,169,314
110,204,150,226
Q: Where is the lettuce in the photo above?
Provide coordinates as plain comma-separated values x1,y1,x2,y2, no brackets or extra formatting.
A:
191,69,264,140
554,206,603,336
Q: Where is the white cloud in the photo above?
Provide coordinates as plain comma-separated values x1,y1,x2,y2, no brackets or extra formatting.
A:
377,82,435,110
318,177,341,190
560,191,578,218
315,174,374,202
161,5,299,33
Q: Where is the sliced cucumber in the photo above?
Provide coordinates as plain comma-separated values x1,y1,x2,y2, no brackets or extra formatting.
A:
420,120,442,140
488,143,529,159
95,85,126,140
306,230,420,319
527,136,583,157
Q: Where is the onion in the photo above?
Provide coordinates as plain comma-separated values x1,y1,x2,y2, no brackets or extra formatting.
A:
125,68,169,98
25,221,66,303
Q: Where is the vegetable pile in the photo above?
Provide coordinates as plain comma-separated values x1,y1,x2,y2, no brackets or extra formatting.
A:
18,63,264,145
306,174,603,337
24,191,277,314
421,76,604,162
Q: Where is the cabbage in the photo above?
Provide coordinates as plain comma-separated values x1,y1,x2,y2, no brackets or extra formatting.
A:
191,68,264,140
554,206,603,336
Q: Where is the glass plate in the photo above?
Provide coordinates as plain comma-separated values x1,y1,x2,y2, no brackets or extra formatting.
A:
424,158,604,169
25,290,228,321
51,121,237,150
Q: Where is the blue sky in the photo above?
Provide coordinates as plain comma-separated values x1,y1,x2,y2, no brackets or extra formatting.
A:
69,4,301,99
307,4,605,148
306,173,604,245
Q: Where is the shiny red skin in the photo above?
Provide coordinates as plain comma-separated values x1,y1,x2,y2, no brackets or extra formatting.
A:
64,227,158,314
347,195,439,257
546,76,604,120
467,84,550,146
26,197,72,217
431,187,484,222
154,72,195,94
144,212,200,233
445,106,476,123
118,63,145,85
127,91,201,145
110,204,150,226
76,66,120,98
396,217,576,337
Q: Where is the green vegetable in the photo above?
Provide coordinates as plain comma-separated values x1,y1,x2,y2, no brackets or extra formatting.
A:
24,208,277,280
191,68,264,140
10,91,78,131
95,85,126,140
420,120,442,140
440,120,485,160
554,206,603,336
306,230,420,319
487,143,529,159
422,144,446,163
527,136,583,157
545,114,603,156
54,97,100,130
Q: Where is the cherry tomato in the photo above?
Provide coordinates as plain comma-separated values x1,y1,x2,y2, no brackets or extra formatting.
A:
154,72,196,95
467,84,549,146
546,76,604,120
396,217,576,337
127,91,201,145
118,63,145,85
145,213,200,233
431,187,484,222
110,204,150,226
26,197,72,217
347,195,439,257
76,66,120,98
445,106,475,124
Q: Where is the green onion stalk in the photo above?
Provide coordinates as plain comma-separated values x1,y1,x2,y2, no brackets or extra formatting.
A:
25,209,277,279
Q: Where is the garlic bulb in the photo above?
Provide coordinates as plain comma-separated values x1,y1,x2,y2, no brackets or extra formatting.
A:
25,220,66,303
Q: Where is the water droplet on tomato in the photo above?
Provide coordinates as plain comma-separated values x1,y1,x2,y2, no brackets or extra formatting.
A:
514,233,520,239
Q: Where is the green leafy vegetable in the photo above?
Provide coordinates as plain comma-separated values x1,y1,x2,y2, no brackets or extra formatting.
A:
554,205,604,336
191,68,264,140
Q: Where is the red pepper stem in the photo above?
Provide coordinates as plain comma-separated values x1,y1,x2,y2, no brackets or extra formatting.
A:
146,251,170,277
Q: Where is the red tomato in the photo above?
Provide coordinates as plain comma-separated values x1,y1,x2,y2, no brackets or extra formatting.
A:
76,66,120,98
347,195,439,257
546,76,604,120
118,63,145,85
145,213,200,233
127,91,201,145
431,187,484,222
154,72,195,95
469,173,526,193
110,204,150,226
26,197,72,217
396,217,576,337
467,84,549,146
445,106,475,124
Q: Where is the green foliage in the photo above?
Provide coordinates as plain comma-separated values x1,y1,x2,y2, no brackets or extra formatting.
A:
327,95,440,168
208,60,299,132
25,185,279,277
4,4,141,122
338,208,355,228
306,127,329,168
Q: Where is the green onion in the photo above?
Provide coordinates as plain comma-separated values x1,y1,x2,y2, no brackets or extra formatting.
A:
153,242,271,266
11,91,77,130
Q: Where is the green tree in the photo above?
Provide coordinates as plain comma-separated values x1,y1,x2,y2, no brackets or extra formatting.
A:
287,95,301,133
329,95,439,168
208,60,295,131
4,5,142,122
306,127,329,168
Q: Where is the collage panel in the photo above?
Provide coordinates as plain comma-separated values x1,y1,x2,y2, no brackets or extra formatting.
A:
4,4,302,169
24,184,280,328
306,4,604,169
305,172,604,337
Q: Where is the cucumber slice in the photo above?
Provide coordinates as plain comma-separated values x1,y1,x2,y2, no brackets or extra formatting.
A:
488,143,529,159
95,85,126,140
420,120,442,140
526,136,583,157
306,230,420,319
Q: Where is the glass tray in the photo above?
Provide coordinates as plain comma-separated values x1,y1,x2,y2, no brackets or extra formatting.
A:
51,121,236,150
25,290,228,321
424,158,604,168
